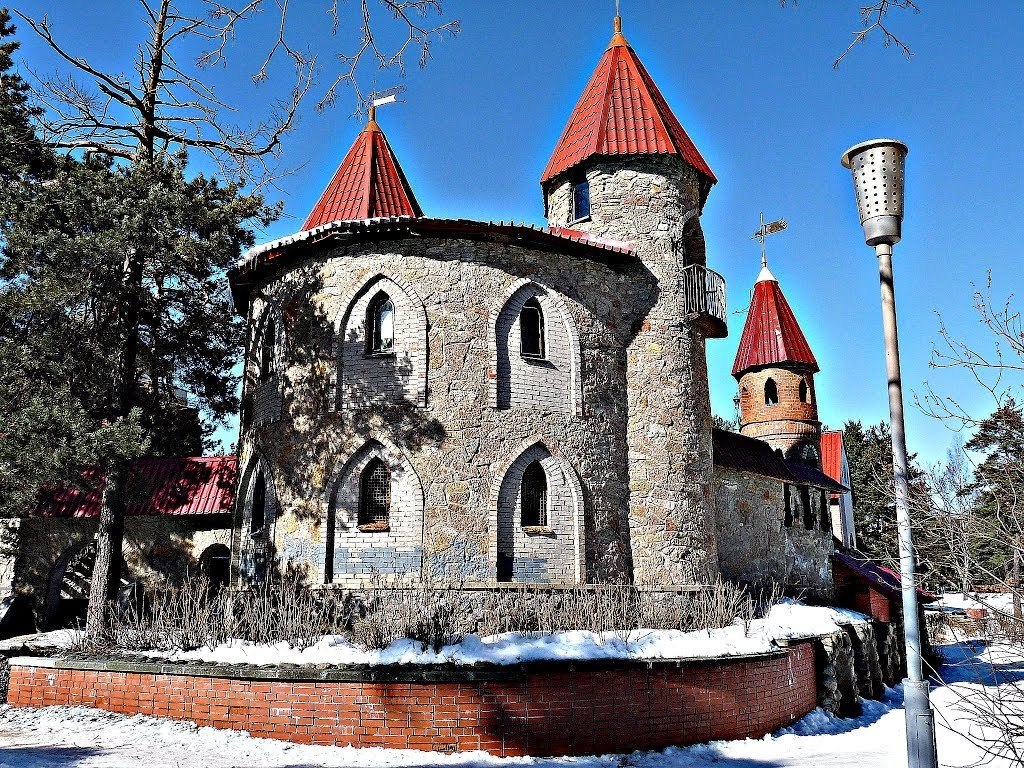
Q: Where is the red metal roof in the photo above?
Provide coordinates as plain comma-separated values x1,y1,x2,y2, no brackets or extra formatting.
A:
33,457,237,518
541,22,716,198
732,268,818,377
713,428,847,492
302,119,422,229
821,430,845,489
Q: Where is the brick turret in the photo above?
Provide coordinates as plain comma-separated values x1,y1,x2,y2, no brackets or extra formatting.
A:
732,261,821,465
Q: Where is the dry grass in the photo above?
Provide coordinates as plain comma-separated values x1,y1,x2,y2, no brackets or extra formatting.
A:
70,576,774,656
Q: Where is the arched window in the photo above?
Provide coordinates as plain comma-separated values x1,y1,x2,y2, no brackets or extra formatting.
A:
199,544,231,592
250,471,267,533
571,175,590,221
367,292,395,354
783,484,793,528
764,378,779,406
799,378,810,403
520,298,545,358
259,318,275,380
358,458,391,527
520,461,548,527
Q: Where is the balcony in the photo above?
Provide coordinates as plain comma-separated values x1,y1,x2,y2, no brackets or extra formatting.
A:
681,264,728,339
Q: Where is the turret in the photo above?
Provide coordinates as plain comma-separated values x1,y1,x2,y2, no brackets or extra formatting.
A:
542,17,725,585
732,260,822,466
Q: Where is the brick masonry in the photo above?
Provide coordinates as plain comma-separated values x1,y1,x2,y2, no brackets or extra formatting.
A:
9,643,817,757
738,366,820,459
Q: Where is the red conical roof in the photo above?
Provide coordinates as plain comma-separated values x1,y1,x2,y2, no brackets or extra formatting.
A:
303,118,422,229
732,263,818,377
541,19,716,198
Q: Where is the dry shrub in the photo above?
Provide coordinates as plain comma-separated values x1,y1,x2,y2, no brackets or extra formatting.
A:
69,575,774,656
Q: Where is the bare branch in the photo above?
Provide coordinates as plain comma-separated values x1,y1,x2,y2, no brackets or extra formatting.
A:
832,0,919,69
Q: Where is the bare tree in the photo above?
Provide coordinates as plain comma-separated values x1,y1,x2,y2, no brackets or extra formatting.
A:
12,0,457,636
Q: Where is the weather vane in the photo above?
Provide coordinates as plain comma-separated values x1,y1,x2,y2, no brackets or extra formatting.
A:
362,84,407,120
751,212,788,267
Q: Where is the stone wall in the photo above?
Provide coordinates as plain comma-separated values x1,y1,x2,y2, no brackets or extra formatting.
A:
236,236,648,586
713,469,833,597
15,516,232,628
546,155,719,585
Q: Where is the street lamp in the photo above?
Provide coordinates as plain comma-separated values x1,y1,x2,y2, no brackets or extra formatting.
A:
841,138,938,768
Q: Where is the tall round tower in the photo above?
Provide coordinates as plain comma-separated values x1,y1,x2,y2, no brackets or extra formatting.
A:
732,260,822,466
542,17,726,585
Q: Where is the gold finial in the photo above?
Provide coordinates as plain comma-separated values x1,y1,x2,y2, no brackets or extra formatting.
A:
610,7,627,47
614,15,621,34
368,104,377,124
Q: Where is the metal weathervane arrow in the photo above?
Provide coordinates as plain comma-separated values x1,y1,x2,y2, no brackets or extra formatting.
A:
752,212,788,267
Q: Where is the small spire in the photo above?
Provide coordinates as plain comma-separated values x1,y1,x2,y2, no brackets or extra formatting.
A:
756,258,777,284
610,8,627,47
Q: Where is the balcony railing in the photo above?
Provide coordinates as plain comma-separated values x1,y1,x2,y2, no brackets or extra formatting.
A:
680,264,727,338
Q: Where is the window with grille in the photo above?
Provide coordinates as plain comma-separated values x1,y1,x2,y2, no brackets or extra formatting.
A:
359,458,391,527
250,472,267,533
764,378,779,406
520,298,545,358
259,318,275,380
520,461,548,527
367,292,395,354
571,176,590,221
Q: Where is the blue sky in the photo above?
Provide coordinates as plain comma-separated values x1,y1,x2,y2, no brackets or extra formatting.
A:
12,1,1024,467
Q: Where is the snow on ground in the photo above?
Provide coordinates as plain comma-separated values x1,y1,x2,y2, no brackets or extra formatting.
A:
135,601,868,667
0,642,1019,767
931,591,1018,616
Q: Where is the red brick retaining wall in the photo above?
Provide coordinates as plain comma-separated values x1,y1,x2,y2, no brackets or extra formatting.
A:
9,643,816,757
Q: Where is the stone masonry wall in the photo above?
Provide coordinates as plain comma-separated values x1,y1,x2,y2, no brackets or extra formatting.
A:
15,516,232,628
547,155,719,585
713,469,833,597
239,236,648,586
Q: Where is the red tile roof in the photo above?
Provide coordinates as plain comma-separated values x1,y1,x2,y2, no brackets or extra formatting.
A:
33,457,237,518
732,267,818,377
303,119,422,229
541,21,716,200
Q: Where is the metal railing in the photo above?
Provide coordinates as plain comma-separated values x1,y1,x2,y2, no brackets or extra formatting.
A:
680,264,727,325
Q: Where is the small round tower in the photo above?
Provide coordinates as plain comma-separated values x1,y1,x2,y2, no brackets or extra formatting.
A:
732,260,822,466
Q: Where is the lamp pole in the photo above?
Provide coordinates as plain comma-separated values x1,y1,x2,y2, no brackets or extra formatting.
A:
840,138,938,768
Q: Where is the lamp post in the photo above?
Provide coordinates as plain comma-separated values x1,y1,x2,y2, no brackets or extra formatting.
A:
841,139,938,768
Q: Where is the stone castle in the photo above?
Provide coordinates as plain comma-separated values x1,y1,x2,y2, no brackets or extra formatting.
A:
225,17,849,594
7,18,863,632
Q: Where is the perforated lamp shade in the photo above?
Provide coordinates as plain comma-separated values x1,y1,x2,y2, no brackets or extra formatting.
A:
840,139,908,247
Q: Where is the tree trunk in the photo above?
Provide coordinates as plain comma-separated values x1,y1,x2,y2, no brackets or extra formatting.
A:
84,457,127,635
84,248,143,637
1013,537,1022,623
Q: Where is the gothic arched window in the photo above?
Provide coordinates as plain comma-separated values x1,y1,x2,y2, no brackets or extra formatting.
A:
259,318,275,380
520,461,548,527
799,378,810,403
764,378,779,406
367,292,395,354
520,298,545,358
571,175,590,221
358,458,391,527
250,471,267,533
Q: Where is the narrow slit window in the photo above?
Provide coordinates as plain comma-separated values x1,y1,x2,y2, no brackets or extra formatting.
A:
259,318,275,380
367,292,395,354
520,298,545,358
764,378,779,406
250,471,267,533
571,176,590,221
799,378,810,403
801,486,814,530
520,461,548,527
820,490,830,531
358,458,391,527
784,484,793,528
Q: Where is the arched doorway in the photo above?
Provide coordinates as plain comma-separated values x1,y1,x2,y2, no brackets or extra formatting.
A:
198,544,231,592
44,543,131,629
